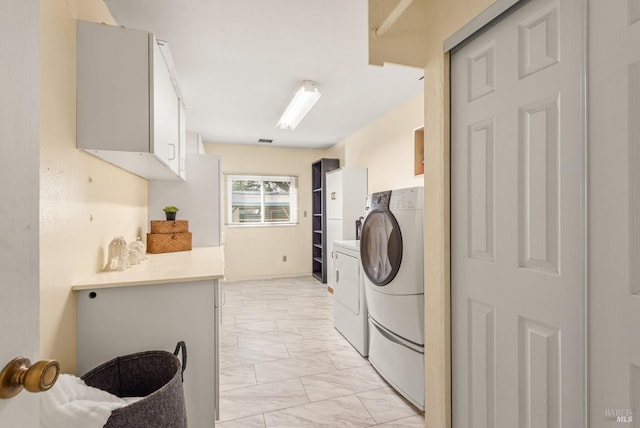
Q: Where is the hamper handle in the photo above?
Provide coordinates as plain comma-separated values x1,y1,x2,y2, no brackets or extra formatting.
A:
173,341,187,382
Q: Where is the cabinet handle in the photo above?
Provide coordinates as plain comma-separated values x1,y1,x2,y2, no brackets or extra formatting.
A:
169,143,176,160
336,270,339,284
330,192,336,200
0,357,60,399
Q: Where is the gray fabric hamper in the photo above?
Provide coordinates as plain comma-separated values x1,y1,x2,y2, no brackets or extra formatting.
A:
81,349,187,428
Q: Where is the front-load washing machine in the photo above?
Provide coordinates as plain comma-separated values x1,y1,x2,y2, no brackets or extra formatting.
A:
360,187,424,410
332,240,368,356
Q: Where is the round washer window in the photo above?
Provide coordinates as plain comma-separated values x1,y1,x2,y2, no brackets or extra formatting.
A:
360,210,403,286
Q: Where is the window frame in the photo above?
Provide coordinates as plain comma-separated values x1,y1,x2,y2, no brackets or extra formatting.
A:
226,174,299,227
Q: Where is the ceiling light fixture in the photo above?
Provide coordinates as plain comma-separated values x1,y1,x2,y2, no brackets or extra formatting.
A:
277,81,321,130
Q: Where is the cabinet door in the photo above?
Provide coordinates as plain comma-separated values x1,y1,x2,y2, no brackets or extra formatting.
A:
326,219,342,289
76,281,216,427
334,250,360,315
77,21,150,152
178,102,187,179
325,170,342,220
152,40,180,174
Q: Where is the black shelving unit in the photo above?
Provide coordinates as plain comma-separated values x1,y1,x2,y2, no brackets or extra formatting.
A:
311,158,340,283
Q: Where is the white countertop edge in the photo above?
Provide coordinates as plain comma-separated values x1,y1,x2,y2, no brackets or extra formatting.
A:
333,240,361,251
72,274,223,291
72,246,225,291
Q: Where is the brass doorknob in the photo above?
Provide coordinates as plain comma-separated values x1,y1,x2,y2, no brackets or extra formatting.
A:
0,357,60,399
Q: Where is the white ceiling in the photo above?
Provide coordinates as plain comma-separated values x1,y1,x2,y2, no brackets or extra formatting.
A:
103,0,424,149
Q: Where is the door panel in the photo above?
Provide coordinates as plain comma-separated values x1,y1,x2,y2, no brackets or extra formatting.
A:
0,0,40,424
326,219,342,289
589,0,640,424
518,94,560,274
451,0,585,426
467,118,495,262
153,40,179,171
335,251,360,315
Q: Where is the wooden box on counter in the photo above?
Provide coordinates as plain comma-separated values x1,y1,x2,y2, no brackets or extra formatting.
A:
150,220,189,234
147,220,192,253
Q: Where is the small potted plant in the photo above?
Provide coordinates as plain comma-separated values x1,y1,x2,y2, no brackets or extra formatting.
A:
163,205,180,221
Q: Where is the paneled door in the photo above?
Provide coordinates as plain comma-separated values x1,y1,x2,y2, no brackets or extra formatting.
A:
0,0,41,425
589,0,640,425
451,0,585,426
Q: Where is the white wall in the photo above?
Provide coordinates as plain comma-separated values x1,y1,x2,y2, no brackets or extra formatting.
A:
206,143,327,281
39,0,148,373
0,1,41,424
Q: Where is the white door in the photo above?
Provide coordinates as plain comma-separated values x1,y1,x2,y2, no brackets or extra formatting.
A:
326,169,342,220
153,39,180,173
335,250,360,314
326,170,342,290
589,0,640,425
326,218,342,290
451,0,585,426
0,0,41,425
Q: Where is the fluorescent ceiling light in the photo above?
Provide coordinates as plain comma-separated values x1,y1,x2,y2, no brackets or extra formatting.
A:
277,81,321,130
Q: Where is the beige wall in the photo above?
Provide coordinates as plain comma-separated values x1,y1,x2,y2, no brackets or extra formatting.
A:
206,143,326,281
40,0,148,373
340,93,424,192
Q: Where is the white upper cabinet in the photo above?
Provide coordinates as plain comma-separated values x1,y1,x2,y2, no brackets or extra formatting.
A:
325,167,368,221
77,21,184,181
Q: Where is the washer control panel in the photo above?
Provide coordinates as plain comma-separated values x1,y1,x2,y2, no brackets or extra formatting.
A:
369,191,391,211
389,187,421,210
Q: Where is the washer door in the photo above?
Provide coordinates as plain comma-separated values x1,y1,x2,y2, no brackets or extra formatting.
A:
360,210,403,286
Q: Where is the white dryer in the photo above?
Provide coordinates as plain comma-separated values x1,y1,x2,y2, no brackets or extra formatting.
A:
360,187,424,410
332,240,368,356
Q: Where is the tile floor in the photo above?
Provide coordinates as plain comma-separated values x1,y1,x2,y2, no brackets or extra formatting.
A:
218,276,424,428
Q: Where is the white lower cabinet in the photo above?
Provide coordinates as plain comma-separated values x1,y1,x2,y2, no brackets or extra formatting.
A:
333,242,369,356
76,280,219,428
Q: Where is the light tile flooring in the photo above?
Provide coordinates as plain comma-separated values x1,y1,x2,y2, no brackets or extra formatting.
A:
218,276,424,428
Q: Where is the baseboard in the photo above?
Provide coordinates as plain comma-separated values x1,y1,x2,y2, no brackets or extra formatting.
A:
221,272,313,282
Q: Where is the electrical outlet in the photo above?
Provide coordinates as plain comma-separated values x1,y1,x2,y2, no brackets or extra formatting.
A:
282,255,287,262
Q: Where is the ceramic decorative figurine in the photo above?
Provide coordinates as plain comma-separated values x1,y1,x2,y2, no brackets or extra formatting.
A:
104,236,130,271
127,238,148,265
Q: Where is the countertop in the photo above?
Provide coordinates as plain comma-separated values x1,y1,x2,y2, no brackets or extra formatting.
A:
72,246,225,291
334,240,360,252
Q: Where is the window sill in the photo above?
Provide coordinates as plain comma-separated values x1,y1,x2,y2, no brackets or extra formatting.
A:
225,222,299,228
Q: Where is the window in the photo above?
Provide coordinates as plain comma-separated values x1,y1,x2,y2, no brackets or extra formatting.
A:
227,175,298,226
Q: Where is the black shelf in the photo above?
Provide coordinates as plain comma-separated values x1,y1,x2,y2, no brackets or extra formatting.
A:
311,158,340,284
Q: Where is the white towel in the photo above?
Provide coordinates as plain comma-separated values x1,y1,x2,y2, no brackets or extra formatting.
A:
40,374,138,428
364,214,394,281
